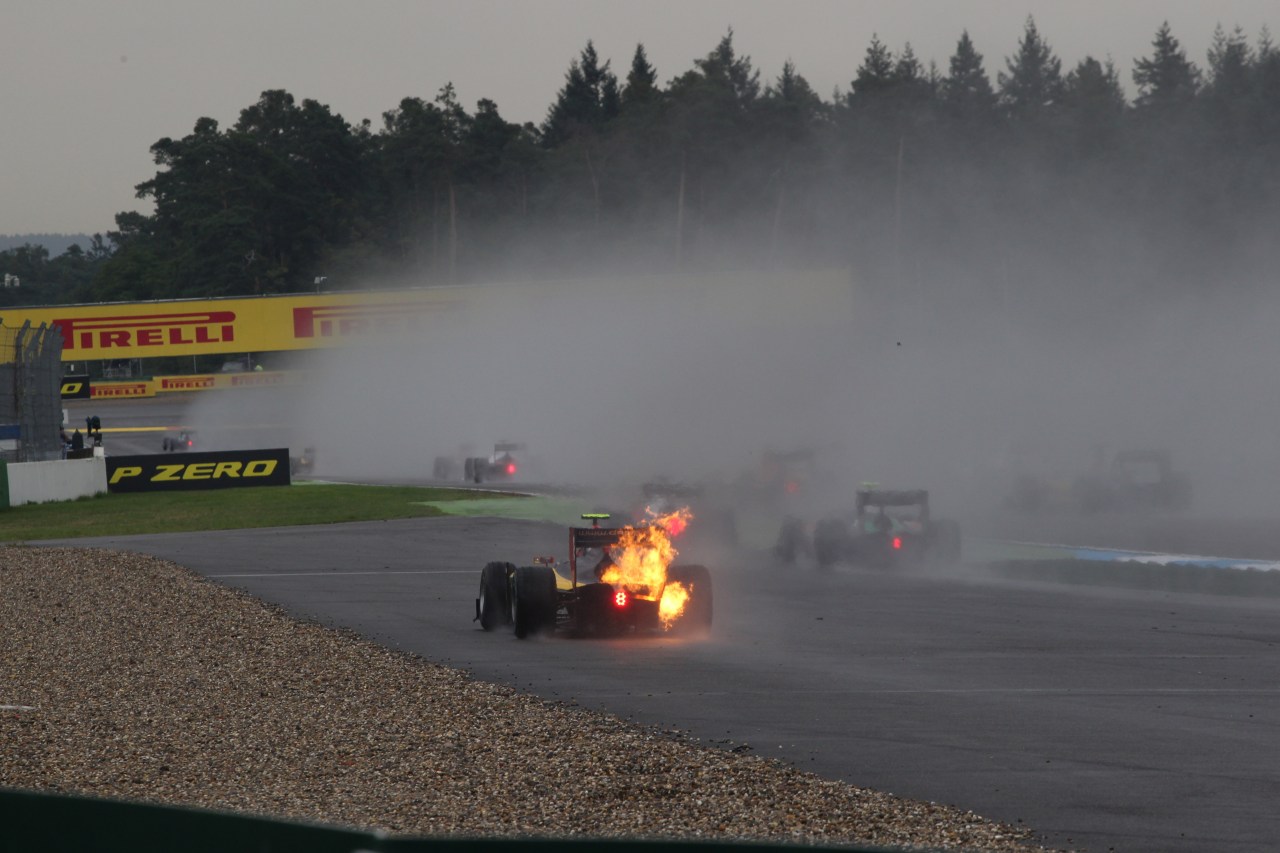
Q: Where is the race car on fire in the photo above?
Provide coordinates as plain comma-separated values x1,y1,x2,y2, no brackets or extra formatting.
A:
475,511,713,638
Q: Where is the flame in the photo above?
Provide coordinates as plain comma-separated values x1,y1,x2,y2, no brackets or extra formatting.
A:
659,581,690,626
643,505,691,538
599,507,694,628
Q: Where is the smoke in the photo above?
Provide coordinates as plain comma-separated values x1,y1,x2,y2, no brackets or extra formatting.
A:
177,261,1280,528
290,274,859,491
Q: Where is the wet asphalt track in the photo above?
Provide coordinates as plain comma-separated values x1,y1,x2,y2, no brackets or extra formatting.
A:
39,514,1280,853
47,395,1280,851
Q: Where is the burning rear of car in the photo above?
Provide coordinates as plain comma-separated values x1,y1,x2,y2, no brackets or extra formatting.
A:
475,510,713,638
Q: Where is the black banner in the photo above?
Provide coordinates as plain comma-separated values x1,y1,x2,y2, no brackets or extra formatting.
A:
106,448,292,493
60,375,91,400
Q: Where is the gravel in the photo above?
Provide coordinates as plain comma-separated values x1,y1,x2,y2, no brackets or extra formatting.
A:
1,546,1054,851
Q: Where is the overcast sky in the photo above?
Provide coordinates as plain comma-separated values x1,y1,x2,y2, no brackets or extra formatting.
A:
3,0,1274,236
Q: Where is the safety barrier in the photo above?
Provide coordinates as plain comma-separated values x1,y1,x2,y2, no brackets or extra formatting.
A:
87,371,302,398
0,457,107,507
0,787,891,853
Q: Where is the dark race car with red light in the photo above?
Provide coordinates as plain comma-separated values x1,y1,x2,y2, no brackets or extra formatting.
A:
475,513,713,638
463,442,524,484
160,430,196,452
777,487,961,570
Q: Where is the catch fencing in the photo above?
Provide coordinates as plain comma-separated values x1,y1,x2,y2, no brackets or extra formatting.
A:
0,320,64,462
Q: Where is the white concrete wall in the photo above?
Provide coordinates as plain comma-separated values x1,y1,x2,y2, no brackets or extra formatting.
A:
6,458,108,507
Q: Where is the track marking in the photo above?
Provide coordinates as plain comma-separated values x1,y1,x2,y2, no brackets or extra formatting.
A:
209,570,474,578
577,687,1280,698
1,705,37,711
978,537,1280,572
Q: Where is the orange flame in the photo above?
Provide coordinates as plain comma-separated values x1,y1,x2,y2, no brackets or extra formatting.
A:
599,507,694,629
659,581,690,626
645,504,689,537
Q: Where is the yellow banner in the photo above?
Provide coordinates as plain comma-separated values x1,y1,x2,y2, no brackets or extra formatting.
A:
0,289,466,360
0,271,851,362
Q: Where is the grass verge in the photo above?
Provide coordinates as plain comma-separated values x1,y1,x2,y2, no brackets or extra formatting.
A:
0,484,509,542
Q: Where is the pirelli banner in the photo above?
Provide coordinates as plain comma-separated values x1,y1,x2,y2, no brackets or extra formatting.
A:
152,370,299,393
106,449,291,493
91,380,156,399
0,289,466,361
0,271,852,362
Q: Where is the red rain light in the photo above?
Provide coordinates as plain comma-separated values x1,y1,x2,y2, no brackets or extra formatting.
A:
892,536,902,550
614,590,628,607
506,462,517,475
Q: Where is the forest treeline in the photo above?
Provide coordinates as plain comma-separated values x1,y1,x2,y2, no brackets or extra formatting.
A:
2,18,1277,319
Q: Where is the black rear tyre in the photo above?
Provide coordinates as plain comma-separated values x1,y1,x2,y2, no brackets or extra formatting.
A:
478,561,513,630
513,565,557,638
813,519,849,570
666,564,713,633
929,520,962,566
775,517,808,564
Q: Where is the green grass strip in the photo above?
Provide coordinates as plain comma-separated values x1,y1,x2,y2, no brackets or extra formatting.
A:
413,496,601,526
0,484,500,542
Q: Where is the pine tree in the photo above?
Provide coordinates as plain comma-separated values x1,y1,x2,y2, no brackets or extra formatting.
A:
943,30,996,116
1063,57,1127,114
622,44,658,108
1132,21,1200,109
997,16,1063,118
1061,56,1127,151
851,34,895,97
1205,24,1253,101
693,30,761,106
542,40,619,147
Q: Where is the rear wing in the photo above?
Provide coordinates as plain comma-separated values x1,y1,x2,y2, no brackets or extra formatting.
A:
494,442,525,453
569,525,626,588
642,482,702,500
856,489,929,515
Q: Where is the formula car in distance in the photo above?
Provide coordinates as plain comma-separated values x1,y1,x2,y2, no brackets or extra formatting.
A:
779,486,961,570
639,480,737,549
464,442,524,484
290,446,317,476
1005,448,1191,514
475,512,712,638
161,431,195,452
1072,449,1192,513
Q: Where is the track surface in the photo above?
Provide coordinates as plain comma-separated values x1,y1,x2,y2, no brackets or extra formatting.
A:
50,395,1280,852
40,517,1280,853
